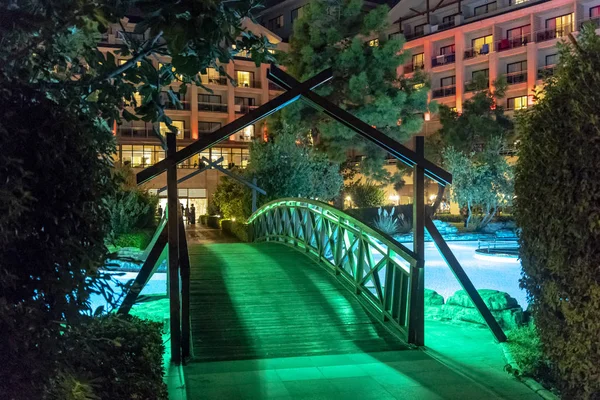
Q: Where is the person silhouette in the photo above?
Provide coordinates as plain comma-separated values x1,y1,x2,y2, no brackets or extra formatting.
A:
190,204,196,225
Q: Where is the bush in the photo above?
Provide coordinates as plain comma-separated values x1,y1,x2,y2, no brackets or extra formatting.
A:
53,314,167,400
199,215,208,225
221,220,250,242
112,230,153,250
435,214,465,223
207,215,222,229
346,180,386,208
515,25,600,398
506,323,551,380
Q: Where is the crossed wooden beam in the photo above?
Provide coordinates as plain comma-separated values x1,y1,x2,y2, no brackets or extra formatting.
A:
156,156,266,196
136,65,452,186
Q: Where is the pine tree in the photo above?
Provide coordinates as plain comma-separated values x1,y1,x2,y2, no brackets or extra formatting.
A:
278,0,430,183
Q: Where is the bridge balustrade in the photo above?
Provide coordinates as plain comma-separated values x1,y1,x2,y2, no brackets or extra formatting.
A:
247,198,416,341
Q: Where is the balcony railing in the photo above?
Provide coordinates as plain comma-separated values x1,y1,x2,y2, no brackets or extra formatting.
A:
432,53,455,67
437,19,455,31
464,44,491,59
537,64,556,79
198,102,228,113
235,104,259,114
201,77,228,86
432,85,456,98
165,100,191,111
236,80,261,89
496,35,530,52
505,70,527,85
117,31,146,43
403,63,424,74
535,26,574,43
118,126,154,138
464,79,489,92
404,31,425,40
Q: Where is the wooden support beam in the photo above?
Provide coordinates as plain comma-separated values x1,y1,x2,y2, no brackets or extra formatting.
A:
166,132,182,365
179,215,192,360
117,225,168,315
409,136,425,346
425,216,508,343
136,69,333,185
268,66,452,185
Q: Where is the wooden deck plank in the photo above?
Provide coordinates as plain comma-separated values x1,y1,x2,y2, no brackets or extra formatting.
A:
188,242,407,362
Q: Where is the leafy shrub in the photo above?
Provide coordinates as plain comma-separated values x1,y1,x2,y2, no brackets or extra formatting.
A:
52,314,167,400
346,179,386,208
506,323,550,379
199,215,209,225
107,181,158,244
515,25,600,398
221,220,250,242
373,207,406,236
207,216,222,229
435,214,464,223
113,230,153,250
211,174,252,221
0,80,115,399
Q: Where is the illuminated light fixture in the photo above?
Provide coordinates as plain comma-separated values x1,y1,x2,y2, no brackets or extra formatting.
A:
390,194,400,205
397,118,402,126
232,217,236,222
429,194,436,201
424,112,431,121
345,196,352,201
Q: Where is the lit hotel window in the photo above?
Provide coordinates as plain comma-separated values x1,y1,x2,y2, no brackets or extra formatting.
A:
507,96,528,110
160,120,185,139
368,39,379,47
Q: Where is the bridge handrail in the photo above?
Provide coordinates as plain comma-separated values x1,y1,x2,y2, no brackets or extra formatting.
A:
247,198,416,340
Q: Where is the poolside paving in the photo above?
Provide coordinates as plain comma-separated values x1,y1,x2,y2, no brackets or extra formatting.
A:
181,241,538,399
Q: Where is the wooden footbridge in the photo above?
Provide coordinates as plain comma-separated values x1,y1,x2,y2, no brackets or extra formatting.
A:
119,65,507,366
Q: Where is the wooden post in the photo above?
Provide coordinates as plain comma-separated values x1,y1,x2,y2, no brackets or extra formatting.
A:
252,177,258,212
409,136,425,346
166,131,182,365
179,215,192,359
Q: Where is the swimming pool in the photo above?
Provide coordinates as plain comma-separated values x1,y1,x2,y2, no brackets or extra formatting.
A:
407,240,527,308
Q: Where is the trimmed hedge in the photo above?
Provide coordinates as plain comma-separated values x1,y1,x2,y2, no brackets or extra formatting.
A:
199,215,208,225
207,215,222,229
515,25,600,398
53,314,167,400
221,220,250,242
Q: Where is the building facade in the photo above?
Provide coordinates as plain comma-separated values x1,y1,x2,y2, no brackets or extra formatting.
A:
99,18,287,214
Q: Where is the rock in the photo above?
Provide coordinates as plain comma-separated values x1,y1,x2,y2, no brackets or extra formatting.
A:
425,289,445,305
446,289,519,310
442,289,524,330
495,229,517,238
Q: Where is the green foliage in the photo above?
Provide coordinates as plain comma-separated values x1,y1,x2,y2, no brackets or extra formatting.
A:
207,216,223,229
107,189,157,240
112,230,153,250
372,207,404,236
515,25,600,399
346,179,386,208
52,314,167,400
212,173,253,221
213,125,344,220
432,79,515,229
221,220,250,242
0,1,269,398
506,323,549,379
280,0,429,183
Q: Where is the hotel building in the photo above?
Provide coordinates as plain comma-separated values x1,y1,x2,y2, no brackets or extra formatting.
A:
100,18,288,214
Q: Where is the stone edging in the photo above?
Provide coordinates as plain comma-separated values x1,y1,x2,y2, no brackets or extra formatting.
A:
499,343,559,400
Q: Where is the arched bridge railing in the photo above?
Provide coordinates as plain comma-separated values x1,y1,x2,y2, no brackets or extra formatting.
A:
247,198,417,342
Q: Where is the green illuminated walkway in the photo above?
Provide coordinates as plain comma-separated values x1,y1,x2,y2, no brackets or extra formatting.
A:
183,242,539,399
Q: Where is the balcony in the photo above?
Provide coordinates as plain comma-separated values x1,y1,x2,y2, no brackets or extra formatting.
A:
432,53,455,67
201,77,228,86
235,104,259,114
464,44,491,59
165,100,191,111
537,64,556,79
198,102,228,113
118,126,154,138
236,80,261,89
535,26,573,43
404,31,425,40
403,63,424,74
437,19,455,31
464,79,489,92
505,70,527,85
432,85,456,98
117,31,146,43
496,35,530,52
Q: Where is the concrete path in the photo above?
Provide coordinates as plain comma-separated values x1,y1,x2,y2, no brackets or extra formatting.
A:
185,224,238,244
